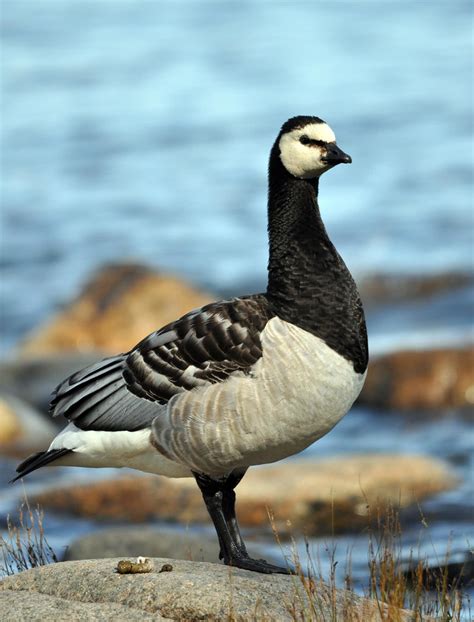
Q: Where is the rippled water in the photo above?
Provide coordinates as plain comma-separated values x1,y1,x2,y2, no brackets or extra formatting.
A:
1,0,472,350
1,2,472,616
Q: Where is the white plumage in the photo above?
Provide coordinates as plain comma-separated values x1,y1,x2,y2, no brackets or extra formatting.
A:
48,423,189,476
152,318,366,475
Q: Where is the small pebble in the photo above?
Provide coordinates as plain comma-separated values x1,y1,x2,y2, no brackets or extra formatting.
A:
159,563,173,573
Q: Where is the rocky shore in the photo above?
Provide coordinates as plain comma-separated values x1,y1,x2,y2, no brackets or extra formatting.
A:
360,347,474,412
18,263,214,356
29,455,456,537
0,558,434,621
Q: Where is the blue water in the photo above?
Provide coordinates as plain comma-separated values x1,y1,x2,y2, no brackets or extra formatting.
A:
1,0,473,351
1,2,473,616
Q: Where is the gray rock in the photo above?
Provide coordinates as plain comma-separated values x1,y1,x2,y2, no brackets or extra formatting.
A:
0,354,100,414
0,590,165,621
63,527,265,564
0,558,428,621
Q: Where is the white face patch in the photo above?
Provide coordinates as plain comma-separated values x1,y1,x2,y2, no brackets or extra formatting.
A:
279,122,336,179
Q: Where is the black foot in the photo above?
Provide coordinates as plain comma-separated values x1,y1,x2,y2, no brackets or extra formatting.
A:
225,554,294,575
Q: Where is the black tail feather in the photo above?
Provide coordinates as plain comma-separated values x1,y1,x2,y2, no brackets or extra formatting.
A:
11,448,73,483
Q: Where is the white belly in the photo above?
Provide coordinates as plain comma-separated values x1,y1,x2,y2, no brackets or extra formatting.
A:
153,317,366,475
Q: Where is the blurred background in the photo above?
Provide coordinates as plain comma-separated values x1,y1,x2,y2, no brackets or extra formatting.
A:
1,0,473,613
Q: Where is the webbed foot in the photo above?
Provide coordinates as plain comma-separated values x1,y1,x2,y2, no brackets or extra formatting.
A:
224,553,294,574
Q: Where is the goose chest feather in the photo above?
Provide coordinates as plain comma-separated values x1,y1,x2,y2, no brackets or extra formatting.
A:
14,115,369,575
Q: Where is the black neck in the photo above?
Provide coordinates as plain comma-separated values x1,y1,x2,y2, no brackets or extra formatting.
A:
264,143,368,374
266,146,338,307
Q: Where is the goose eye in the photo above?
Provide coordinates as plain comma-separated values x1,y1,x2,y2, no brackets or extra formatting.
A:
299,135,311,145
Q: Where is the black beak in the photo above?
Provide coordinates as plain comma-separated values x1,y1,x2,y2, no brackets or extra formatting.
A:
323,144,352,165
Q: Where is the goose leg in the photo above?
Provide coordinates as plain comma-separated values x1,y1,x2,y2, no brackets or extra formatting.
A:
193,471,292,574
221,470,248,555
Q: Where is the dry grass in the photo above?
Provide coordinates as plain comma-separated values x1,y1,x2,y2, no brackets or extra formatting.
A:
0,500,58,576
275,503,471,621
365,504,469,621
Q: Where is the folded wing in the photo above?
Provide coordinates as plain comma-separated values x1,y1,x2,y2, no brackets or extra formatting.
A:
50,295,272,434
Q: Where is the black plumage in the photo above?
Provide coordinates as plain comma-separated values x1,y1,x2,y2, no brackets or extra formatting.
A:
280,115,325,133
266,132,368,373
126,295,273,397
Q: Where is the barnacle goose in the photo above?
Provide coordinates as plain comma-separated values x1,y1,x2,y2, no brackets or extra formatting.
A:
14,116,368,574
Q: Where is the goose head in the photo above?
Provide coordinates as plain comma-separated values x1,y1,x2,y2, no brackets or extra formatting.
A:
277,115,351,180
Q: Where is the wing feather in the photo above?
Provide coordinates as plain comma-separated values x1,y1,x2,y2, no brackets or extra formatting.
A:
50,354,161,432
48,295,273,433
123,295,273,402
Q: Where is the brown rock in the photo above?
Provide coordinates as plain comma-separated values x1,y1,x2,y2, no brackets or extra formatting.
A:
31,455,456,536
0,399,22,444
360,347,474,411
0,394,57,454
19,263,214,355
